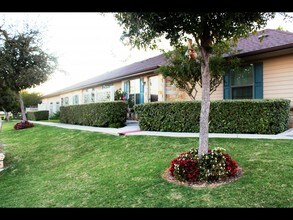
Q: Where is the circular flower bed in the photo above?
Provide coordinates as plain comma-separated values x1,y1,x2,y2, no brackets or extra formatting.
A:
14,121,34,130
167,147,242,185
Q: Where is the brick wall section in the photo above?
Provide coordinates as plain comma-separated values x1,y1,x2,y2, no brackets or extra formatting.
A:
165,77,223,102
165,77,191,101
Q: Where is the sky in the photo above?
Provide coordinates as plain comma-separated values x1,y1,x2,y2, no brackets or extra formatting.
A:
1,12,293,95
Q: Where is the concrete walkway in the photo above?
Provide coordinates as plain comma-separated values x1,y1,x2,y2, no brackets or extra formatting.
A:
30,120,293,140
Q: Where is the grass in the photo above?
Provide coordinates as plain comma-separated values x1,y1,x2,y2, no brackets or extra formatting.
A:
0,121,292,207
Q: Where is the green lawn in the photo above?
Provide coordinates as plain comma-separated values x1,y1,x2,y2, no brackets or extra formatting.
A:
0,121,292,207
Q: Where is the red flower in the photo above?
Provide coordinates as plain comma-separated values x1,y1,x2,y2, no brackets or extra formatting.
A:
14,121,34,130
224,155,238,176
169,156,199,182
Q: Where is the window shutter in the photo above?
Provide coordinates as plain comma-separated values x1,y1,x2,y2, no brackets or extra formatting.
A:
254,63,263,99
140,78,144,104
223,72,231,99
123,81,129,99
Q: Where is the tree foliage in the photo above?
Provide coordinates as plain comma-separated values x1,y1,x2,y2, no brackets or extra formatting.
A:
115,12,276,156
0,25,57,121
158,41,240,100
0,86,19,120
115,13,275,50
20,90,42,108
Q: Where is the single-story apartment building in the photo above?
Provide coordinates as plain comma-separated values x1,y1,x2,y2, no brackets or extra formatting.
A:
41,29,293,127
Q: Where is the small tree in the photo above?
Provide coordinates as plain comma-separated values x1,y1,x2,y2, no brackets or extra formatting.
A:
20,90,42,108
0,26,57,121
115,12,277,157
114,88,126,101
158,41,239,100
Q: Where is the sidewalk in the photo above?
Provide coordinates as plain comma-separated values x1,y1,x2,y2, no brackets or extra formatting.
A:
30,120,293,140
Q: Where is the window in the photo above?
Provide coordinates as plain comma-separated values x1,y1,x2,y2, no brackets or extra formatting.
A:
91,89,95,102
56,102,60,111
84,93,90,104
130,79,140,94
64,97,69,105
61,98,64,106
124,79,144,105
230,64,253,99
149,76,159,102
224,63,263,100
84,88,95,103
129,79,141,104
50,102,53,113
73,95,79,105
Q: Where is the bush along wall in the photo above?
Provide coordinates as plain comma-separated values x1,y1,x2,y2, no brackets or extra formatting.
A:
134,99,290,134
60,101,128,128
27,110,49,121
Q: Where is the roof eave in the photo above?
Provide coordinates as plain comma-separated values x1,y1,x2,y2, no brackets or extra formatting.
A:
236,43,293,58
42,66,159,99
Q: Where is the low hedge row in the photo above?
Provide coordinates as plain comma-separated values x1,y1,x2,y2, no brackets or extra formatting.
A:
60,101,128,128
27,110,49,121
134,99,290,134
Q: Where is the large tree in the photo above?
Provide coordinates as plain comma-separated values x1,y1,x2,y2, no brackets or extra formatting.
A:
0,26,57,121
0,86,19,121
115,12,276,157
20,90,42,108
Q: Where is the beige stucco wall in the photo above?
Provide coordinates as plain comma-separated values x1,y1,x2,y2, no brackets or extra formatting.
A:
44,96,62,105
84,81,122,92
113,81,123,91
263,54,293,106
42,82,123,107
61,90,83,105
263,54,293,128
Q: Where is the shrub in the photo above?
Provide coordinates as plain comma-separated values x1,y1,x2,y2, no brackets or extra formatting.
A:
14,121,34,130
60,101,128,128
169,147,239,183
27,110,49,121
169,150,200,182
114,88,127,101
135,99,290,134
49,111,60,120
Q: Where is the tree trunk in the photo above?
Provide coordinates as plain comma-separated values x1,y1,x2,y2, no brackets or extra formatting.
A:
4,111,9,122
1,108,9,122
18,93,27,121
198,47,211,158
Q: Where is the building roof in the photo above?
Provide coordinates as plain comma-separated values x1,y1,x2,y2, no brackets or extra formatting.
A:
233,29,293,56
43,54,167,98
43,29,293,98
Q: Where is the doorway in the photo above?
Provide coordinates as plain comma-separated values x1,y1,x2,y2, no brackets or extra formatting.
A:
149,75,159,102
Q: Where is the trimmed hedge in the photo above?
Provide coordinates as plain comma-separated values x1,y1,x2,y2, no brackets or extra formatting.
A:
27,110,49,121
60,101,128,128
134,99,290,134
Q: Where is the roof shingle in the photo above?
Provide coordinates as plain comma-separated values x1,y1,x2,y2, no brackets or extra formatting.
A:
43,53,167,97
234,29,293,55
